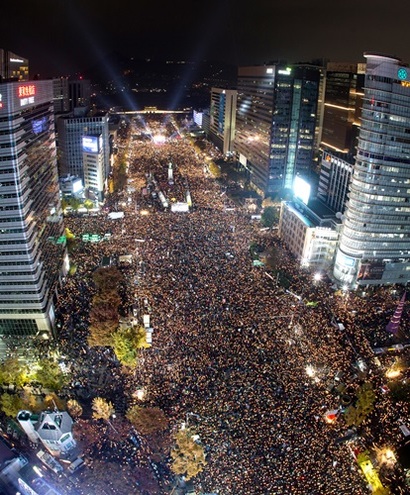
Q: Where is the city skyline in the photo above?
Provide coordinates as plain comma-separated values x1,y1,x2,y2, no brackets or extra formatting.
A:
4,0,410,78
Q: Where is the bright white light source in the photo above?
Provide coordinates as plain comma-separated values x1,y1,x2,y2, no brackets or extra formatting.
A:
306,365,316,377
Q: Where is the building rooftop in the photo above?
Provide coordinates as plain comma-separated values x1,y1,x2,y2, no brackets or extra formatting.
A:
35,411,73,442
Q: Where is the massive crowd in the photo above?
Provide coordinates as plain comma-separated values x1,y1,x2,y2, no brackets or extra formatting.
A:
55,117,409,494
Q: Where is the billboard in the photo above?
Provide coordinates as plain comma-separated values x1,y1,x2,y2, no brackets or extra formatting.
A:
82,135,99,153
357,261,385,281
71,178,83,194
293,176,311,205
32,116,48,134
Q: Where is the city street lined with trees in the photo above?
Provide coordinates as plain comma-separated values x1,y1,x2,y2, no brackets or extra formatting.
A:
1,116,410,494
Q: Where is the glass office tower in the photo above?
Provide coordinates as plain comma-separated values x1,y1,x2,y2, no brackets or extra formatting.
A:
0,80,66,337
234,65,320,196
334,53,410,286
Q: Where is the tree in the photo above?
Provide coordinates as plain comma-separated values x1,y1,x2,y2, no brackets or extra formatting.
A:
170,428,207,480
0,393,24,417
67,399,83,418
83,199,94,211
43,393,66,411
344,382,376,427
112,326,150,367
90,291,122,323
126,405,168,435
61,198,69,212
34,359,68,392
68,197,82,211
88,320,118,347
92,397,115,421
261,206,278,228
92,266,123,293
0,358,28,389
21,390,44,413
64,227,77,252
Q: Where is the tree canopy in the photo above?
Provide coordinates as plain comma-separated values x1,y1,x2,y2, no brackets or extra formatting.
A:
34,359,68,392
92,397,115,421
344,382,376,427
112,326,150,367
0,358,28,389
0,393,24,417
126,405,168,435
170,428,207,480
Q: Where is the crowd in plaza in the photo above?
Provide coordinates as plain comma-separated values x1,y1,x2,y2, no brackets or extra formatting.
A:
54,117,410,494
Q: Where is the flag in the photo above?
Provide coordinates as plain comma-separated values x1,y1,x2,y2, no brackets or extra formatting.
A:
386,292,406,334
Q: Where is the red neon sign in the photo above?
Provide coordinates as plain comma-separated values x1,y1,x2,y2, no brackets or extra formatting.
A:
17,85,36,98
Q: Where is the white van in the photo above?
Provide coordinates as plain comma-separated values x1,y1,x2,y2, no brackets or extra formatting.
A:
68,457,84,473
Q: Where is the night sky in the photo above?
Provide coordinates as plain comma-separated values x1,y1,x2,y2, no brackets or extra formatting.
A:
3,0,410,78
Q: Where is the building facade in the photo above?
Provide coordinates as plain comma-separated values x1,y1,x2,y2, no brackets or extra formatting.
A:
234,65,320,197
209,88,237,155
0,80,66,337
279,199,340,269
83,135,105,201
320,62,365,155
317,151,353,214
0,50,29,82
53,77,91,114
17,410,76,457
316,63,365,214
334,53,410,286
56,112,110,188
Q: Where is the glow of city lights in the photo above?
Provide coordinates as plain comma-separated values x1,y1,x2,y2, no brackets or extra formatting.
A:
385,368,401,379
153,134,166,144
306,365,316,377
33,466,43,477
377,446,397,467
134,388,146,401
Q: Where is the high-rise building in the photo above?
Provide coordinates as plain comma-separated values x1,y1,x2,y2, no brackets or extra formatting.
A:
334,53,410,286
317,151,353,214
234,64,321,196
0,49,29,81
53,77,91,114
82,135,106,201
321,62,365,155
317,63,365,214
56,112,110,194
209,88,237,155
0,80,66,337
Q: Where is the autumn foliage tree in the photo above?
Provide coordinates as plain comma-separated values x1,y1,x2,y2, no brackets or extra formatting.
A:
344,382,376,427
67,399,83,418
92,397,115,421
87,267,124,347
170,428,207,480
0,393,24,417
0,357,28,389
112,325,150,367
126,405,168,435
34,359,68,392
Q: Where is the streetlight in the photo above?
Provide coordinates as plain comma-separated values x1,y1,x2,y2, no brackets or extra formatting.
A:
313,272,321,282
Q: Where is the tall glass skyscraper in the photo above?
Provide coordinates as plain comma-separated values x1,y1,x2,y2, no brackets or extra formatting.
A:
234,65,320,197
0,80,66,337
334,53,410,286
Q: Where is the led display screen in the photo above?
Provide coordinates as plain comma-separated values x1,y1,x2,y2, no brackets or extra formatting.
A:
82,136,99,153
